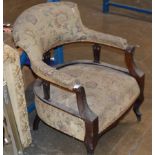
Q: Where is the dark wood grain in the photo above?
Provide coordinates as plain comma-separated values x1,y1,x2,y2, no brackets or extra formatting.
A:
93,43,101,63
125,46,145,121
73,86,98,154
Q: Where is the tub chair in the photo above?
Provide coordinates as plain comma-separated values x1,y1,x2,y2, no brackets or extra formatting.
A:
12,2,144,154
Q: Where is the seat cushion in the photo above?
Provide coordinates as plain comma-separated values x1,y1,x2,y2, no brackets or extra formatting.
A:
34,63,140,137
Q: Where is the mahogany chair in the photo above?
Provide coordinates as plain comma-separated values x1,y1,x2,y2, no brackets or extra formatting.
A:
12,2,144,154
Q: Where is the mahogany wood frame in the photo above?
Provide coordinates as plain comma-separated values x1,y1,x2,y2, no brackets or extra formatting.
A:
33,43,145,155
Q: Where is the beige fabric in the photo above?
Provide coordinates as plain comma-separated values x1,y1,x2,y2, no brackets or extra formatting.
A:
34,64,140,135
11,1,139,141
4,33,35,90
13,2,128,58
35,97,85,141
31,60,78,91
3,44,32,148
12,2,129,90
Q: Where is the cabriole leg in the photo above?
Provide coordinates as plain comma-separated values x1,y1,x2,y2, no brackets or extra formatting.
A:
133,75,145,122
125,46,145,122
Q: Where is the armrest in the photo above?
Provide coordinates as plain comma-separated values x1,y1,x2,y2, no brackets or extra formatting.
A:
30,60,78,92
79,27,128,50
32,60,97,122
73,85,98,122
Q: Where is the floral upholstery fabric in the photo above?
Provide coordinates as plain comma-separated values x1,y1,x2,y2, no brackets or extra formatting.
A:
12,2,129,91
3,44,32,148
34,64,140,137
12,1,140,142
35,97,85,141
13,2,128,59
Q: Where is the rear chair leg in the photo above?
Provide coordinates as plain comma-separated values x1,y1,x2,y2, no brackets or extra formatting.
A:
33,114,41,130
84,119,99,155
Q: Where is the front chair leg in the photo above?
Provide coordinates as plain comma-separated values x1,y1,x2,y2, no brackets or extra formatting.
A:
87,149,94,155
33,114,41,130
133,98,143,121
125,46,145,122
74,86,98,155
85,144,95,155
133,76,144,122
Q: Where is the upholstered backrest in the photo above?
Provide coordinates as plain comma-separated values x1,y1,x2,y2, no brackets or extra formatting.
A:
13,2,86,60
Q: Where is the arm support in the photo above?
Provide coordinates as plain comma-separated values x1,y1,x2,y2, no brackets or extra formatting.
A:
73,85,98,121
125,45,145,99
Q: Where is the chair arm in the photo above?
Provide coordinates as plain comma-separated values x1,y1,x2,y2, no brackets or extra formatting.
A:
32,61,97,122
79,27,128,50
30,60,79,92
73,85,98,122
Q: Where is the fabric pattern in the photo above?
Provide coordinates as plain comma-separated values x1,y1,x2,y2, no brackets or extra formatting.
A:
12,2,140,140
35,96,85,141
34,64,140,134
12,2,129,91
13,2,128,58
3,44,32,148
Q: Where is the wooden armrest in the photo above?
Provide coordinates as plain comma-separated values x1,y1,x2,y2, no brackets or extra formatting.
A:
73,85,98,122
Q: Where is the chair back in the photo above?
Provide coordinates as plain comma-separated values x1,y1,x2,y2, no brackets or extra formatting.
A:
13,2,86,60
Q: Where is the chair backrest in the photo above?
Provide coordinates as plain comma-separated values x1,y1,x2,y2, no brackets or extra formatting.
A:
13,2,86,60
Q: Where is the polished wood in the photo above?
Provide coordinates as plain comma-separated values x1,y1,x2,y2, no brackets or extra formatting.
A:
93,43,101,63
125,46,145,121
74,86,98,154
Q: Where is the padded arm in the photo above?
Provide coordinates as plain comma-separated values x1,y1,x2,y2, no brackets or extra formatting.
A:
32,60,98,121
30,60,79,92
79,27,128,50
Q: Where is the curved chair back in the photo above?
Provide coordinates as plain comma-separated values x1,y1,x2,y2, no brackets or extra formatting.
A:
13,2,86,60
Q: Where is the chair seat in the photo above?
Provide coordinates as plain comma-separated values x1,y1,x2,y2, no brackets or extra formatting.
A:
34,63,140,140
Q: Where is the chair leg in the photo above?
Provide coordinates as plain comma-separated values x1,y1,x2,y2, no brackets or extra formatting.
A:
33,114,41,130
133,76,145,122
133,97,143,122
84,123,98,155
86,146,95,155
125,46,145,122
